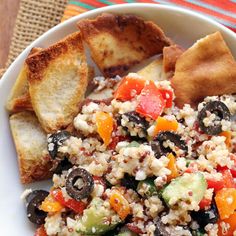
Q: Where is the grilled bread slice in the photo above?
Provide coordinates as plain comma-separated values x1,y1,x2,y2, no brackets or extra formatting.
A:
6,48,41,113
163,44,184,77
9,112,53,184
26,32,88,133
137,58,167,81
171,32,236,108
77,13,171,78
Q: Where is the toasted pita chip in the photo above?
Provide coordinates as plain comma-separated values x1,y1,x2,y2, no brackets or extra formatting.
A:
77,13,171,77
10,112,53,184
163,44,184,77
6,48,41,113
137,57,167,81
26,32,88,133
171,32,236,108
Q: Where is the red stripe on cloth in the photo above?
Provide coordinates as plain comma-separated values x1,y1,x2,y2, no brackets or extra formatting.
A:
112,0,128,3
169,0,236,24
64,0,236,32
136,0,157,2
202,0,236,13
79,0,107,7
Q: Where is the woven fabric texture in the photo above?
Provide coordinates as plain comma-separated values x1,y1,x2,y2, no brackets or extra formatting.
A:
64,0,236,32
0,0,68,78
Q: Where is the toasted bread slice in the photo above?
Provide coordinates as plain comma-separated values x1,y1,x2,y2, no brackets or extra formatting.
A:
6,48,41,113
10,112,53,184
137,57,167,81
171,32,236,108
163,44,184,77
26,32,88,132
88,87,114,100
77,13,171,77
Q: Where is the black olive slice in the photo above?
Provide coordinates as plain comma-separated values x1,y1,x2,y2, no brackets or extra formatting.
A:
154,219,170,236
191,202,219,227
198,101,230,135
151,141,165,159
66,168,94,201
121,111,148,138
53,158,73,174
47,131,71,159
151,131,188,158
120,173,138,190
26,190,49,225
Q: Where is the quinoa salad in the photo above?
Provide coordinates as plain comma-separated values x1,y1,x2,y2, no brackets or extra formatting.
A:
22,71,236,236
7,13,236,236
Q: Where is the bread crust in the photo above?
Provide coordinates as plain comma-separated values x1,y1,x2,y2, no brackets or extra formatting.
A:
9,112,53,184
171,32,236,108
6,48,41,113
77,13,171,77
26,32,88,132
163,44,184,76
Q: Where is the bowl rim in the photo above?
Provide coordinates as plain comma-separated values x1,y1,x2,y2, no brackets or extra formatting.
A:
1,2,236,88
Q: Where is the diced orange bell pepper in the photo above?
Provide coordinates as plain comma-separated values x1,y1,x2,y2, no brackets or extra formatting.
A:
35,226,47,236
220,131,232,148
40,194,64,213
109,191,130,220
215,188,236,220
114,76,146,101
153,117,178,136
166,153,179,182
218,212,236,236
96,111,113,146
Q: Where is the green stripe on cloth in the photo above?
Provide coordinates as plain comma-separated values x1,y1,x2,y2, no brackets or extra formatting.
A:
125,0,136,2
97,0,115,5
69,1,96,10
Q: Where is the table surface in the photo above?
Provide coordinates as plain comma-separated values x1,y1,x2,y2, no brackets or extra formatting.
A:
0,0,20,69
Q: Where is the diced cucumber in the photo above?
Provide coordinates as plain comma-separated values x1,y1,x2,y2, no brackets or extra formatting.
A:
191,229,205,236
137,178,158,197
76,197,121,235
116,227,138,236
127,141,140,148
162,173,207,206
116,232,138,236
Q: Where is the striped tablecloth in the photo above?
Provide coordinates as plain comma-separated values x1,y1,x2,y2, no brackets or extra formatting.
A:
62,0,236,32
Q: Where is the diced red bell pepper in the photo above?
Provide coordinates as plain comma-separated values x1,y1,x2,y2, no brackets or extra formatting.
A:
114,76,146,101
136,80,165,120
221,169,235,188
185,162,198,174
217,154,236,178
126,224,143,234
159,89,173,108
199,197,212,209
35,226,47,236
207,169,235,192
108,135,129,150
51,189,87,214
229,154,236,177
207,178,225,192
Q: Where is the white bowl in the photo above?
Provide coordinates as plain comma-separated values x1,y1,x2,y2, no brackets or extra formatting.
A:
1,3,236,235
